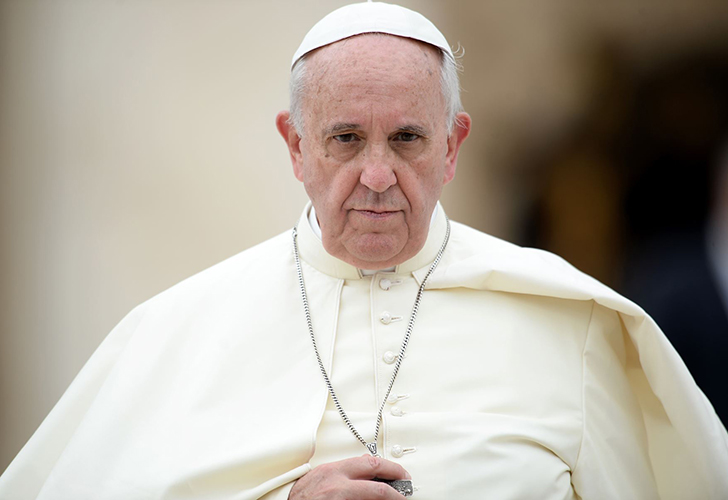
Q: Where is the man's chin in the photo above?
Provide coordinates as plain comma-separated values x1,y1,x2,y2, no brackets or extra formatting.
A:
338,234,414,269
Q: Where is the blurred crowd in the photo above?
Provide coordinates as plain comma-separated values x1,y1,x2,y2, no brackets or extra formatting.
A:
524,46,728,424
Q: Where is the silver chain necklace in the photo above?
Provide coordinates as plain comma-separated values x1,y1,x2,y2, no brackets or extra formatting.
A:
291,216,450,461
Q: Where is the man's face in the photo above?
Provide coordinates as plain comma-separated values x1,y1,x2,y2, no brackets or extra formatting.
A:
277,34,470,269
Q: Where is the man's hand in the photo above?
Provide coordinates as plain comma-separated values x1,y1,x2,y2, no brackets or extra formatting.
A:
289,455,412,499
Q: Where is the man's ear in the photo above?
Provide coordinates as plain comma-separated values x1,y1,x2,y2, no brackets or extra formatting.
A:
276,111,304,182
443,112,472,185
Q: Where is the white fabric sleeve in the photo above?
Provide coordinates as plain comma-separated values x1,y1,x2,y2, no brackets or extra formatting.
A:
257,480,297,500
570,303,660,499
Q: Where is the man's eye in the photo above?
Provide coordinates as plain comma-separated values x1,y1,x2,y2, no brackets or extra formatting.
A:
397,132,419,142
333,133,358,143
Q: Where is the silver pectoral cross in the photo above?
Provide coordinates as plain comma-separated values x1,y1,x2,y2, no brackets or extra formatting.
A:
373,478,414,497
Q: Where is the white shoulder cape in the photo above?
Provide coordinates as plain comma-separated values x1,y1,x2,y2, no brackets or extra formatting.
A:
0,218,726,499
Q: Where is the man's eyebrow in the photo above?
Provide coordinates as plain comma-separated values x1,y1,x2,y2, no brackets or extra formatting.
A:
396,124,429,136
322,123,431,136
324,123,360,135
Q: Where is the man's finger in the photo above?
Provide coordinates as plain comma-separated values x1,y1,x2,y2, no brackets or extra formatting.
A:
338,454,411,481
352,479,412,499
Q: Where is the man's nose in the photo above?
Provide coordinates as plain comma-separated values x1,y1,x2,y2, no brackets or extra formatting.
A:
359,148,397,193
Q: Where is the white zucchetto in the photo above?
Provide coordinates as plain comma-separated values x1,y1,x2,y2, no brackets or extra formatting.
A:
291,1,453,69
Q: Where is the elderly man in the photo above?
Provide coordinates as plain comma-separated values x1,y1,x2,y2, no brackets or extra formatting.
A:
1,2,727,499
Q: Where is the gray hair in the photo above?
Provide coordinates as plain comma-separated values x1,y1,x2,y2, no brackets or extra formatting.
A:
288,43,464,136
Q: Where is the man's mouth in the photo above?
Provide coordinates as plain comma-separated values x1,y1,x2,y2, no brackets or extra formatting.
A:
354,209,399,219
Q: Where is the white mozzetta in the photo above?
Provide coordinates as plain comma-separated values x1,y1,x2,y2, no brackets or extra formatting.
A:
1,204,727,499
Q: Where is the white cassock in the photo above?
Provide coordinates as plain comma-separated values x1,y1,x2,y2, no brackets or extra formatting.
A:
1,203,726,500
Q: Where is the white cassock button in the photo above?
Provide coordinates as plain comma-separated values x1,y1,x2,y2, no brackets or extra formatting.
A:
380,312,402,325
387,393,410,404
391,445,404,458
380,278,392,290
383,351,397,364
391,406,404,417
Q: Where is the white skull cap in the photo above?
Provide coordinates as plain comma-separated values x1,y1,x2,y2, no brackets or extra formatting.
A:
291,1,453,69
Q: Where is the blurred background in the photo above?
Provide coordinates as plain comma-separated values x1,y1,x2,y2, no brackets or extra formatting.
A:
1,0,727,472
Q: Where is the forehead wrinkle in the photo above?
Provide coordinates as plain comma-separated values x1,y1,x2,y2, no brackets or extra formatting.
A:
312,34,439,83
304,34,446,133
